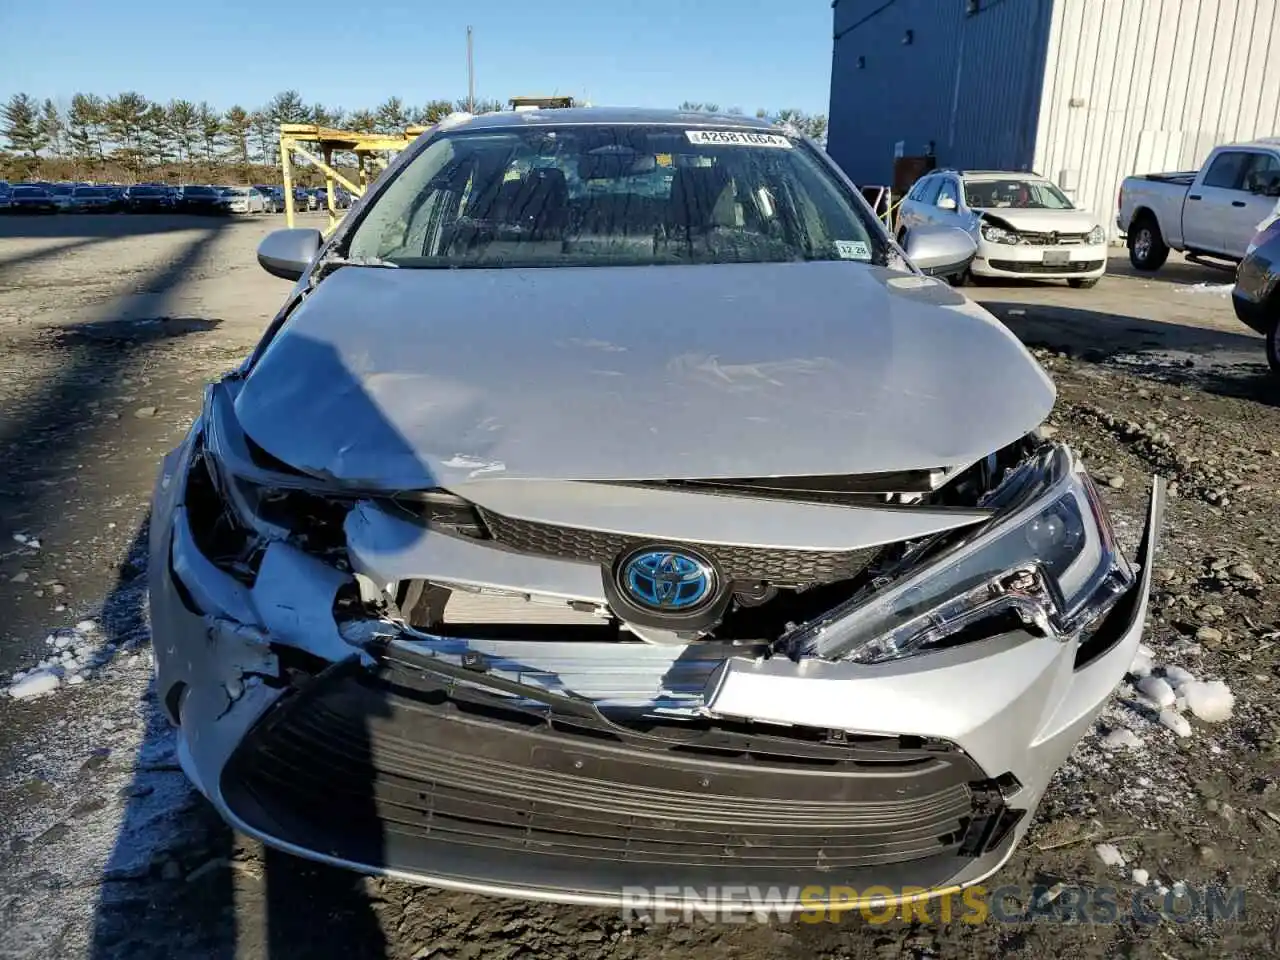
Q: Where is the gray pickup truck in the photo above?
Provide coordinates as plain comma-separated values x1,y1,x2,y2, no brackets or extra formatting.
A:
1117,139,1280,271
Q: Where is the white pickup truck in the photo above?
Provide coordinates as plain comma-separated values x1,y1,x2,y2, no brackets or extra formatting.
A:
1117,139,1280,271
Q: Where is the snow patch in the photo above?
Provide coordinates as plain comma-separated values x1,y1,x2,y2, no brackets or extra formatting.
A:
8,671,61,699
1175,282,1233,296
1095,843,1126,868
1131,868,1150,886
5,620,119,699
1159,709,1192,737
1103,727,1142,750
1183,680,1234,722
1129,650,1154,677
1137,675,1176,708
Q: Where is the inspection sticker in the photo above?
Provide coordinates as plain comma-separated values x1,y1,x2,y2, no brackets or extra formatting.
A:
685,130,793,148
834,239,871,260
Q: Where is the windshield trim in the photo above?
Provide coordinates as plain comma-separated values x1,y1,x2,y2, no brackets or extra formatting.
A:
332,121,892,269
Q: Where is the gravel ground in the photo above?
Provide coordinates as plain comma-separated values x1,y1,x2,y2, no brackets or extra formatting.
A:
1,215,1278,959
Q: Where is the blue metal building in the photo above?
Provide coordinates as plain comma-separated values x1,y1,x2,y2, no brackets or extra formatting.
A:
828,0,1280,238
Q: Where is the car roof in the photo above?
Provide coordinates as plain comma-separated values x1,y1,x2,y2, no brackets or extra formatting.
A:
455,106,780,132
1221,137,1280,150
956,171,1050,182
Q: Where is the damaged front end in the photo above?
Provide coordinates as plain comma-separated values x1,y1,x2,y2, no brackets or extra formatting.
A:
150,375,1163,911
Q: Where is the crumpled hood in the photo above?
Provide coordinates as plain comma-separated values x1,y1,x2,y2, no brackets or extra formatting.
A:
234,261,1055,488
975,206,1099,235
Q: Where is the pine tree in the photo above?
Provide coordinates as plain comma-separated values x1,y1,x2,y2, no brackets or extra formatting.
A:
1,93,45,156
164,100,198,164
39,99,64,157
196,102,223,164
223,105,252,166
67,93,104,161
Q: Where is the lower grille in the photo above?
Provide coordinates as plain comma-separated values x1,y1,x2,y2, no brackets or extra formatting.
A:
475,508,877,584
222,655,1012,897
988,259,1104,274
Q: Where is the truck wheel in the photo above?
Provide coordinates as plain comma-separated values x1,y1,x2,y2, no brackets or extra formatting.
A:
1068,278,1098,289
1128,216,1169,271
1268,322,1280,377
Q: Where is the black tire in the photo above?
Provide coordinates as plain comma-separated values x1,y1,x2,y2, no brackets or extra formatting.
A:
1068,278,1099,289
1128,216,1170,271
1267,322,1280,377
948,268,970,287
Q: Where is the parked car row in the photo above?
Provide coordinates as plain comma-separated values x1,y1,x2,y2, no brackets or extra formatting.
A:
0,179,355,216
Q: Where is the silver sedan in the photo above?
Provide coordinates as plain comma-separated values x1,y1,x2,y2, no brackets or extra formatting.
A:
215,186,267,215
148,107,1162,916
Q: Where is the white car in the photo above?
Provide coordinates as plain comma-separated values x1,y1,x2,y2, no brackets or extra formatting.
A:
216,186,267,215
898,170,1108,288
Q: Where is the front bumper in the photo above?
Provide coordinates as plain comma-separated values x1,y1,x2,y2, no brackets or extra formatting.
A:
972,239,1108,280
148,428,1163,911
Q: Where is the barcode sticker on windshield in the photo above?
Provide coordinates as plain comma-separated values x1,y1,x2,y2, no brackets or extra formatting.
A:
834,240,871,260
685,130,793,148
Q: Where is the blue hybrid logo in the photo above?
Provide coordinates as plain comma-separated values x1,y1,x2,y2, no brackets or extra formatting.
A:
622,550,714,611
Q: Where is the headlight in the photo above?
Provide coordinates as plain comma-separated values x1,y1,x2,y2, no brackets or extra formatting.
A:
980,222,1019,244
790,444,1134,664
1087,225,1105,244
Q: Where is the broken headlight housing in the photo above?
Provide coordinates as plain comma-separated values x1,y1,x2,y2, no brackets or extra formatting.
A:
980,222,1019,245
790,444,1134,664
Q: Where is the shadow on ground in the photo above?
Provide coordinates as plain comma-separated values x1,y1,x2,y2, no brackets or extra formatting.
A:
83,330,460,959
981,299,1277,407
0,213,263,242
1103,253,1238,286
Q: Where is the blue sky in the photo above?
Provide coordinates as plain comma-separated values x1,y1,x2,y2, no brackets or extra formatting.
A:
0,0,833,116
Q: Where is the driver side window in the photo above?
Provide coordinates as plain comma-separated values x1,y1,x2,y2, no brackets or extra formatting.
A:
936,178,959,208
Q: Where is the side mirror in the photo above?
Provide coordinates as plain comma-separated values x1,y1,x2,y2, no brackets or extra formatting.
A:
937,195,958,211
904,224,977,277
257,228,322,281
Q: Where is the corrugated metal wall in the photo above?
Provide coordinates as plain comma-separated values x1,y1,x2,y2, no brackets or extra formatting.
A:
1034,0,1280,239
826,0,1056,185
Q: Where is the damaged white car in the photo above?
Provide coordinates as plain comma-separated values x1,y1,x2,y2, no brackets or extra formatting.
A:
149,107,1164,912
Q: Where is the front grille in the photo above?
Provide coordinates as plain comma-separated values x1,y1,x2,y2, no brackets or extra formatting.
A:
1018,231,1089,246
222,655,1011,895
988,259,1104,274
476,507,878,584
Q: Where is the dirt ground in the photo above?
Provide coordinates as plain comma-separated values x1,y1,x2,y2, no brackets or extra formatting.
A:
1,214,1278,960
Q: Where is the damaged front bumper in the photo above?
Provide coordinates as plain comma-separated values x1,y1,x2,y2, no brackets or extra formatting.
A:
149,417,1164,912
